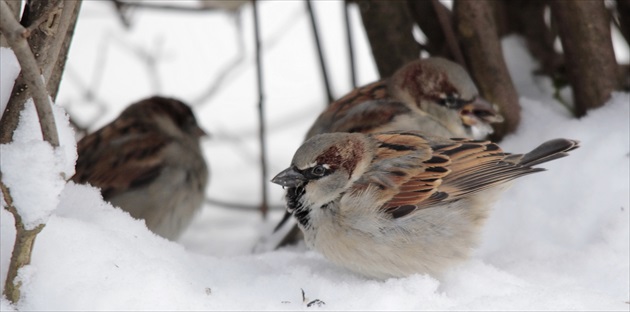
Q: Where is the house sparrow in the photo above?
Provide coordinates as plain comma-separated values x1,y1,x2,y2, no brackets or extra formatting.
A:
271,131,579,279
306,57,504,140
259,57,504,251
72,96,209,241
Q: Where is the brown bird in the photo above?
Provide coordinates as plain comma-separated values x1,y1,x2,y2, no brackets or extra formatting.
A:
72,96,209,240
259,57,504,251
271,131,579,279
306,57,503,140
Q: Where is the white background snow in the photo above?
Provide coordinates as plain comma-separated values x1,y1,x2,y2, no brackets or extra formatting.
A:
1,1,629,310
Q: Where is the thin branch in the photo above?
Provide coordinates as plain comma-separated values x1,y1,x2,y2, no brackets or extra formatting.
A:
306,0,334,103
343,0,357,88
253,0,269,219
0,0,59,147
111,0,132,28
193,12,246,106
1,176,46,304
205,197,284,211
110,0,242,13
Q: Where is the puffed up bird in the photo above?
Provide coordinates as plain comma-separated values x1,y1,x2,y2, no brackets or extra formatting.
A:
72,96,209,241
271,130,578,279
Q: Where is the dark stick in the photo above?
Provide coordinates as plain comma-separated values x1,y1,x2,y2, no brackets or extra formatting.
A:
253,0,269,219
110,0,230,13
431,0,465,67
204,197,285,211
343,0,357,89
306,0,334,103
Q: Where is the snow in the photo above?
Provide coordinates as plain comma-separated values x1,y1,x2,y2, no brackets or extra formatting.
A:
1,1,629,310
0,69,77,230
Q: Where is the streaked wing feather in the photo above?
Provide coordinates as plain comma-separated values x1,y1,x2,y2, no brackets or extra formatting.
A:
72,120,169,199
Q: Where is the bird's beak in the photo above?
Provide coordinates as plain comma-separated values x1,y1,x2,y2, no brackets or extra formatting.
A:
194,125,210,138
459,97,504,126
271,167,306,188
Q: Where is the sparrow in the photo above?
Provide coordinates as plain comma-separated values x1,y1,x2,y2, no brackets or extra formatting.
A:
261,57,504,251
305,57,504,140
271,131,579,279
72,96,209,241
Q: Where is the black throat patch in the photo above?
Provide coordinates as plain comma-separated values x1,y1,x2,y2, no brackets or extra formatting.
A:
286,186,311,229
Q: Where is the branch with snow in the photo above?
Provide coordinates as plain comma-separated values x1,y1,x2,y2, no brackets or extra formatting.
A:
0,178,45,304
0,0,59,147
0,0,80,305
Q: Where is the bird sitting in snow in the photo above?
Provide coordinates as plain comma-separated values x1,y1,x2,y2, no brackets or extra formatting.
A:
72,96,209,241
271,130,579,279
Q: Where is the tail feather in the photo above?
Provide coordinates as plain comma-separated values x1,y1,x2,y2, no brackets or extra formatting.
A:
516,139,580,167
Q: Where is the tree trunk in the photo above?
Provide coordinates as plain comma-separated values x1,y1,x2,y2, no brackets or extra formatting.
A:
454,0,520,140
551,0,617,117
357,0,420,78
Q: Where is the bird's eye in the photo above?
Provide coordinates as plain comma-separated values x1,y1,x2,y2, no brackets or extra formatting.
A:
438,93,462,109
311,165,326,177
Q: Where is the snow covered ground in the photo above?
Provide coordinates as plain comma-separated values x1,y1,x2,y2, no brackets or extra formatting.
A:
1,1,629,310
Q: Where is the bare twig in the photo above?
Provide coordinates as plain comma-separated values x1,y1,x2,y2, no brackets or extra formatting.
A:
110,0,236,13
111,0,132,28
193,12,246,106
615,0,630,47
0,0,59,147
1,176,45,304
343,0,357,88
193,5,305,106
253,0,269,219
306,0,334,103
205,197,284,211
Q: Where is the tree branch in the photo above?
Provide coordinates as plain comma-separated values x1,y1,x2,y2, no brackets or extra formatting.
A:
430,0,465,66
1,176,45,304
551,0,617,117
454,0,520,140
357,0,420,77
253,0,269,219
306,0,334,103
343,0,357,88
0,0,81,145
0,0,19,47
110,0,244,13
204,197,284,211
42,1,82,100
0,0,59,147
616,0,630,47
